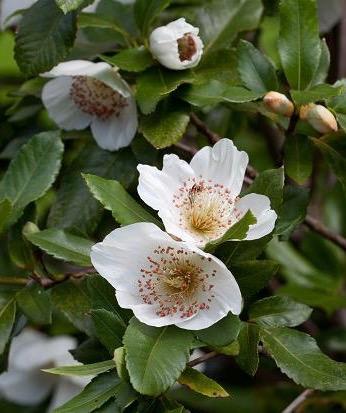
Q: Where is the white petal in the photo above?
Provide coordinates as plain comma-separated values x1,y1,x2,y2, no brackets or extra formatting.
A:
41,60,111,78
90,95,138,151
235,193,277,240
190,139,249,198
42,76,91,130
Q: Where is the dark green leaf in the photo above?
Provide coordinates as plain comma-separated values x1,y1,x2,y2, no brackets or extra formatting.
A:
237,40,278,93
78,12,130,42
0,199,13,234
16,283,52,324
178,367,229,397
134,0,171,36
196,313,241,347
83,173,160,226
26,228,93,267
310,38,330,86
235,323,259,376
44,359,115,377
101,47,154,72
290,84,343,105
0,297,16,355
15,0,77,76
124,317,193,396
279,0,321,90
285,134,312,184
91,309,125,353
260,326,346,390
327,95,346,132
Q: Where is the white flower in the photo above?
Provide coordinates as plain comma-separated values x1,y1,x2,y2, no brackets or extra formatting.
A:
0,329,91,411
41,60,138,151
137,139,277,248
91,222,242,330
149,18,204,70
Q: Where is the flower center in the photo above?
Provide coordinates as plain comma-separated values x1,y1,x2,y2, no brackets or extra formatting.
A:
177,33,197,61
70,76,128,120
138,246,216,319
173,178,236,242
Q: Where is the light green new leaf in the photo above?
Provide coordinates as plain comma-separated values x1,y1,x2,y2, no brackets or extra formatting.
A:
0,131,63,215
178,367,229,398
101,47,154,72
0,297,16,355
249,296,312,327
237,40,278,93
26,228,93,267
285,134,312,184
124,317,193,396
54,372,122,413
56,0,93,13
16,283,52,325
44,360,115,377
279,0,321,90
134,0,171,36
235,323,259,376
15,0,77,76
83,174,161,226
260,327,346,390
196,313,241,347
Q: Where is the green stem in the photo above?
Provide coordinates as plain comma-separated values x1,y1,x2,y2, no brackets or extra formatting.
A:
0,276,28,285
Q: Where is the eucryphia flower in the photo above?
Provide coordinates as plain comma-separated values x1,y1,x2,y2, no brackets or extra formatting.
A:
138,139,277,247
0,329,91,411
41,60,138,151
91,222,242,330
149,18,204,70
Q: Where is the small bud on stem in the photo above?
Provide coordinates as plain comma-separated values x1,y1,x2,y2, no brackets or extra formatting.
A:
263,91,294,117
299,103,338,134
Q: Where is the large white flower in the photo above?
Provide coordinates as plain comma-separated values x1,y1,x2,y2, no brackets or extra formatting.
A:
0,329,91,411
149,18,204,70
41,60,138,151
91,222,242,330
138,139,277,247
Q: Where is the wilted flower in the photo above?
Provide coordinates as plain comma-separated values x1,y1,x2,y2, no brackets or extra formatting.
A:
91,222,242,330
137,139,277,248
0,329,91,411
263,91,294,117
299,103,338,134
149,18,204,70
41,60,138,151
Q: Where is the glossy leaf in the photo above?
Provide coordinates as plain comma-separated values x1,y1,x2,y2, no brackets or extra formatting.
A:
290,84,343,105
91,309,125,353
134,0,171,36
16,283,52,325
44,359,115,377
285,134,312,184
101,47,154,72
196,313,241,347
235,323,259,376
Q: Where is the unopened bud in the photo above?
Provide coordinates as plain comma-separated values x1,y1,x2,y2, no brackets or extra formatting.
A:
263,91,294,117
299,103,338,134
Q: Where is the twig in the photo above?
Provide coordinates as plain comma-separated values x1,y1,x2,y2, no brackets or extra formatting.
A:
181,113,346,252
0,276,29,285
187,350,219,367
282,389,314,413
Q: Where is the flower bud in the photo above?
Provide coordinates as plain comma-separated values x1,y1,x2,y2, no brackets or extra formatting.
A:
149,18,204,71
299,103,338,134
263,91,294,117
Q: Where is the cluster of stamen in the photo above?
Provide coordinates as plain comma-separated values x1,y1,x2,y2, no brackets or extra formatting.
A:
173,177,240,243
177,33,197,61
138,246,216,319
70,76,128,120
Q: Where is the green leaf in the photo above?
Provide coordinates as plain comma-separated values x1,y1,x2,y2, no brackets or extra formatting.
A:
0,297,16,355
275,185,309,239
134,0,171,36
260,327,346,390
181,80,263,108
278,0,321,90
114,347,129,381
48,145,137,236
91,309,125,353
328,95,346,132
51,279,94,335
196,313,241,347
285,134,312,184
290,84,343,105
44,359,115,377
78,12,130,41
26,228,93,267
235,323,259,376
83,174,161,226
56,0,92,13
0,199,13,234
0,131,64,215
101,47,154,72
15,0,77,76
189,0,263,55
178,367,229,398
237,40,278,93
16,283,52,324
54,372,122,413
244,168,284,213
230,260,279,300
249,296,312,327
312,133,346,194
310,39,330,86
140,100,190,148
123,317,193,396
136,67,195,114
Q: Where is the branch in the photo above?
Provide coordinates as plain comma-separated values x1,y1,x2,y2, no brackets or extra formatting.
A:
187,350,219,367
183,113,346,252
282,389,314,413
